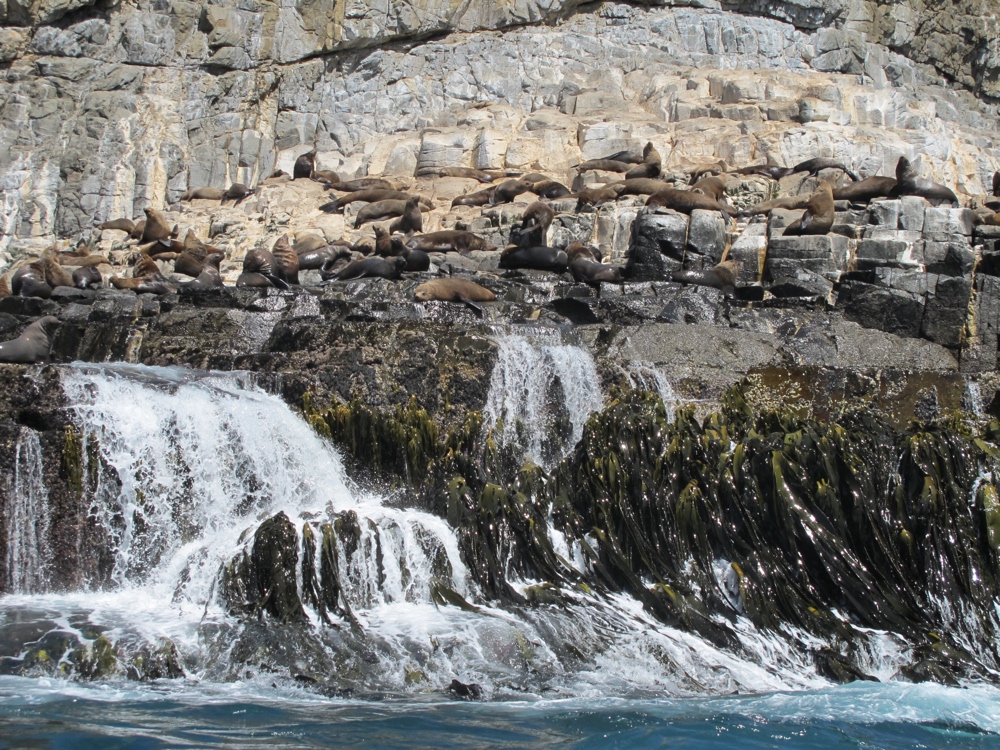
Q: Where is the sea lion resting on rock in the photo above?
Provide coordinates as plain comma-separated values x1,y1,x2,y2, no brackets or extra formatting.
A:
37,258,74,290
407,231,495,256
141,208,173,243
452,187,497,207
565,241,602,262
671,260,738,293
323,190,432,214
887,156,958,203
311,170,340,185
646,188,732,219
499,245,568,273
570,258,622,284
326,178,395,193
527,180,571,200
415,278,496,303
614,178,675,198
181,253,223,290
417,167,499,183
0,316,59,364
783,181,835,235
72,266,102,289
515,202,555,247
574,159,632,173
388,196,423,235
298,245,350,270
271,234,300,285
402,249,430,272
738,195,811,217
293,149,316,180
328,256,407,282
97,218,136,233
574,186,619,209
237,248,289,290
780,157,859,182
355,199,410,228
690,175,727,201
688,161,729,183
181,187,226,201
833,176,897,203
490,178,532,205
173,230,210,278
624,142,661,180
11,263,53,298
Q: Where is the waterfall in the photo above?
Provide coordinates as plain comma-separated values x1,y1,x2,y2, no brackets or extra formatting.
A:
4,427,51,594
626,362,680,420
483,330,603,467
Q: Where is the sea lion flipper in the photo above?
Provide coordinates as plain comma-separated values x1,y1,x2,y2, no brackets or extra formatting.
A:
319,201,339,213
263,273,290,290
458,295,484,317
798,210,814,233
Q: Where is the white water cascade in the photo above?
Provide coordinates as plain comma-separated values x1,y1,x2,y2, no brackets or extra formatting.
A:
4,427,51,594
0,363,938,698
483,330,604,468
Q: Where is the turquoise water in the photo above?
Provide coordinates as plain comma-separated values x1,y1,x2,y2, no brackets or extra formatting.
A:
1,679,998,749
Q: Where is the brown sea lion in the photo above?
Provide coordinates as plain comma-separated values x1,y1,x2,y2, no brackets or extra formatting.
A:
417,167,498,183
569,258,622,284
690,175,727,201
373,225,394,257
688,160,729,183
731,164,788,180
783,181,835,235
173,230,209,278
738,195,811,217
181,253,224,290
671,260,738,292
329,256,407,282
293,232,328,255
97,218,135,233
141,209,173,243
271,234,300,285
237,248,289,289
527,180,571,200
406,231,495,256
887,156,958,203
785,157,859,182
574,159,632,173
991,170,1000,197
355,199,409,228
977,212,1000,226
499,245,568,273
596,148,644,164
402,249,430,272
130,220,146,241
326,178,396,193
0,275,9,298
0,316,59,364
38,258,73,289
415,278,496,303
452,187,497,207
516,201,555,247
490,178,532,205
181,187,226,201
646,188,732,219
565,241,603,262
299,245,350,270
132,254,161,278
613,178,674,197
11,263,52,298
72,266,102,289
222,183,255,204
833,176,897,203
624,142,661,180
293,149,316,180
574,186,619,209
388,196,423,235
323,190,432,214
311,170,340,185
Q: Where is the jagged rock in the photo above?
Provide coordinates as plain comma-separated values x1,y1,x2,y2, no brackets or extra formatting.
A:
686,209,726,264
923,275,973,348
838,280,924,338
900,196,928,232
627,211,687,281
922,208,974,241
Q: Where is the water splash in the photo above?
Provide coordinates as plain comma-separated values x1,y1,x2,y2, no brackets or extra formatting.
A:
626,362,680,420
4,427,51,594
483,331,603,467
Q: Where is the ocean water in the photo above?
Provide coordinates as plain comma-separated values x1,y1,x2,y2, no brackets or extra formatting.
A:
1,679,999,749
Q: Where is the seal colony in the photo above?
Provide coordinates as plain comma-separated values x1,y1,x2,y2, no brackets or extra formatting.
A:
0,136,981,359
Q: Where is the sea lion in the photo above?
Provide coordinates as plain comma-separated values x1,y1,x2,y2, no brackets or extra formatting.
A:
388,196,423,235
565,241,602,262
130,220,146,241
569,258,623,284
527,180,571,200
977,212,1000,226
688,160,729,183
452,187,497,207
613,178,674,197
372,225,393,257
490,179,532,205
499,245,568,273
11,263,52,298
516,201,555,247
326,178,395,193
0,316,59,364
141,208,173,243
402,249,430,272
237,248,289,289
72,266,102,289
181,253,224,290
690,175,727,201
671,260,738,292
646,188,732,219
38,258,74,289
731,164,788,180
833,176,897,203
574,186,619,209
354,199,409,228
596,148,644,164
783,181,835,235
574,159,632,173
328,256,407,282
785,157,859,182
887,156,958,203
624,142,661,180
293,232,328,254
111,255,176,293
271,234,300,285
322,190,432,214
97,218,135,233
132,254,161,278
415,278,496,303
738,195,811,217
992,170,1000,197
0,275,9,297
173,230,209,278
298,245,350,270
181,187,226,201
311,170,340,185
406,230,495,255
417,167,498,183
222,183,255,204
293,149,316,180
